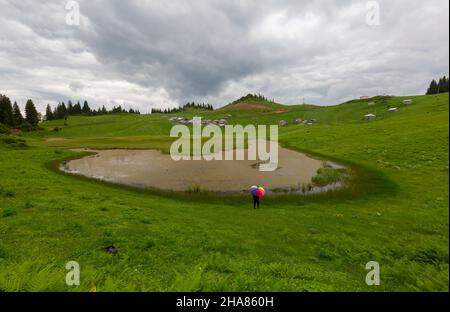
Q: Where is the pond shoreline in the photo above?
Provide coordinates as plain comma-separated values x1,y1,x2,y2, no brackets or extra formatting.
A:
59,146,349,196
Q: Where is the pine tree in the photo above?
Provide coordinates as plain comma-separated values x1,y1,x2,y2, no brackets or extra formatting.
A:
0,95,13,126
426,76,449,94
25,99,39,126
56,102,68,119
12,102,24,126
67,101,74,115
426,79,439,95
444,76,450,93
45,104,54,121
438,76,449,93
73,101,82,115
82,100,91,114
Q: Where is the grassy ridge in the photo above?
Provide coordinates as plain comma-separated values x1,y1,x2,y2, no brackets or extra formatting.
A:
0,93,448,291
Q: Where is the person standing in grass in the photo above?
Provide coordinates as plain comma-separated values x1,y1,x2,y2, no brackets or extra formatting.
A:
250,186,265,209
252,193,260,209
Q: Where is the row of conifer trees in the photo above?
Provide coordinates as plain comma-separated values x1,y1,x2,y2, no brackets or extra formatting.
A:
0,94,40,130
45,100,140,120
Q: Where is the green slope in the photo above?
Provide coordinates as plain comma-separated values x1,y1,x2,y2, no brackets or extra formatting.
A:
0,93,448,291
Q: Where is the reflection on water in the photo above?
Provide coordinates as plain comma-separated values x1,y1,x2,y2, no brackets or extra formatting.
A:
62,144,345,193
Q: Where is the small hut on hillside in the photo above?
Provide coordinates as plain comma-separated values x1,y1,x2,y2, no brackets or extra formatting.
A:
364,113,376,121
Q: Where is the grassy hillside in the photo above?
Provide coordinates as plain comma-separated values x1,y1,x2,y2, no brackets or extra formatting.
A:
220,94,289,112
0,93,448,291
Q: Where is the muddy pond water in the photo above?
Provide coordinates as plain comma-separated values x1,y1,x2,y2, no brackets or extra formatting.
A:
61,142,343,193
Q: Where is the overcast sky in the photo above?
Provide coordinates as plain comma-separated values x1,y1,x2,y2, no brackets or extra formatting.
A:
0,0,448,113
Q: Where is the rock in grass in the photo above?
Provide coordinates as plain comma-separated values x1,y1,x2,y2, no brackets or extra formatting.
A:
105,245,117,254
403,99,413,105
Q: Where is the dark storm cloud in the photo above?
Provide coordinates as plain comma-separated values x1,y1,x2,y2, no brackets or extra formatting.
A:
0,0,448,112
75,0,266,96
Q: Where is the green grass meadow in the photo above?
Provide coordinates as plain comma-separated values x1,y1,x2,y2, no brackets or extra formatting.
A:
0,93,448,291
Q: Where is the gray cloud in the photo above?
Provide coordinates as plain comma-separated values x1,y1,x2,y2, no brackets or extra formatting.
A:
69,81,84,92
0,0,448,113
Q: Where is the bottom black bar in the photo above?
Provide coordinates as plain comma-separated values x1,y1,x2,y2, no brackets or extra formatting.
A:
1,292,449,310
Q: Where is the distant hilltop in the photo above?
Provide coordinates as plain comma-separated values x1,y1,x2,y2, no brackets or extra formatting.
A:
220,94,288,113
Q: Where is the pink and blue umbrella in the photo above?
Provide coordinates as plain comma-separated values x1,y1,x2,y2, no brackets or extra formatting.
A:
249,186,266,197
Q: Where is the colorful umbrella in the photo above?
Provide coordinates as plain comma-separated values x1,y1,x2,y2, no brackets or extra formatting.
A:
250,186,266,197
256,187,266,197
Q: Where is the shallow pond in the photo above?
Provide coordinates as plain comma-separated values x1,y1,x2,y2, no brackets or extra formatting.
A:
61,142,343,193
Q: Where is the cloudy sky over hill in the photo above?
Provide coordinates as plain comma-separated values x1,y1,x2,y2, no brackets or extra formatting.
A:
0,0,448,112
